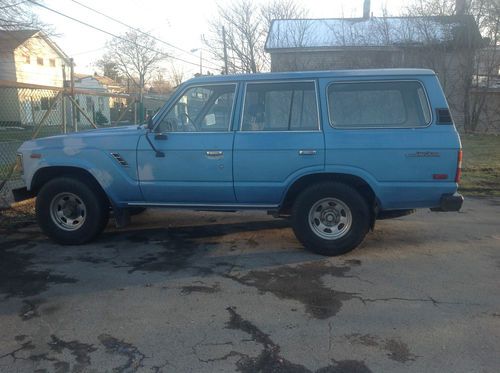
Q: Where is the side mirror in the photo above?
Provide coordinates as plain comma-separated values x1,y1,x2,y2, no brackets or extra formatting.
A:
147,117,154,130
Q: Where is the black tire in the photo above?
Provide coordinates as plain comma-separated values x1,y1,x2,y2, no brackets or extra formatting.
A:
291,182,370,256
35,176,109,245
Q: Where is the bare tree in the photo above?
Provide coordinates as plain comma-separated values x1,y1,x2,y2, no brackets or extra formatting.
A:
94,60,123,83
102,30,168,102
0,0,42,31
205,0,307,73
167,63,186,87
261,0,308,31
149,71,173,95
403,0,500,133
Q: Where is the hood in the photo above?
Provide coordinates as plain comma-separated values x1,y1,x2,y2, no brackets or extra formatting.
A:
19,125,145,152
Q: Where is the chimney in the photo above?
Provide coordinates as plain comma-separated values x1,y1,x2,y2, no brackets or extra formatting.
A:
456,0,467,15
363,0,371,19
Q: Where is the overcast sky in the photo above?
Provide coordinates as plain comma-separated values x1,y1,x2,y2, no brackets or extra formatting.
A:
35,0,407,78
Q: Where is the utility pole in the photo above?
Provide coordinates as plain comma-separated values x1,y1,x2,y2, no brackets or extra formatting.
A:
222,26,229,75
61,64,67,134
70,58,77,131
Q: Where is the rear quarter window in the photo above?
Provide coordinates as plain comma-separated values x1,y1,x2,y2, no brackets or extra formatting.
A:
328,81,431,128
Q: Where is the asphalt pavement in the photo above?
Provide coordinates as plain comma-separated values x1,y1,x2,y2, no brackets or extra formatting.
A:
0,197,499,372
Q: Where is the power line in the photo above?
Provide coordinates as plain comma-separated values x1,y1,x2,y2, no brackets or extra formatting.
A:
26,0,221,71
0,0,28,10
69,0,221,68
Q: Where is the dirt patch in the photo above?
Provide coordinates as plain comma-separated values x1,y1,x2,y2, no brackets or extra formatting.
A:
227,261,357,319
0,199,36,232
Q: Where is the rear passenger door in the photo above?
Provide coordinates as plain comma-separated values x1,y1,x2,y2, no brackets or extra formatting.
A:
233,80,324,205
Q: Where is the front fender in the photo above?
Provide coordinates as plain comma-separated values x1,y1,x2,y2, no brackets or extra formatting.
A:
27,150,142,205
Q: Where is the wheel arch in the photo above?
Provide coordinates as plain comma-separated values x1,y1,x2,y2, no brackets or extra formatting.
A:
280,172,378,215
31,166,110,205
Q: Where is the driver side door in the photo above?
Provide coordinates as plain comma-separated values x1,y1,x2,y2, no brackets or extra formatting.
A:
137,83,237,204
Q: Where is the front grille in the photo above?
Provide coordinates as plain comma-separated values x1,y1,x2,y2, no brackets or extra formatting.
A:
110,153,129,167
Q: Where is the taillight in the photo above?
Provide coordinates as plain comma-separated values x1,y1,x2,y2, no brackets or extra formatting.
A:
455,149,462,183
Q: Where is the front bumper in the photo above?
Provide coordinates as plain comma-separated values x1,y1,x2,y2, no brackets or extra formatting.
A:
431,193,464,212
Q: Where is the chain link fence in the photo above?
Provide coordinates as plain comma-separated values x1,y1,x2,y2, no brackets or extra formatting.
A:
0,81,168,207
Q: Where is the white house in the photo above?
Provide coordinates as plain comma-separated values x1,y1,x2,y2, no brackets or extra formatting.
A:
0,30,70,126
73,74,128,126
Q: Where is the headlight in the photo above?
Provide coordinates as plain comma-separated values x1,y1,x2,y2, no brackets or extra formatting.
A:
15,153,23,174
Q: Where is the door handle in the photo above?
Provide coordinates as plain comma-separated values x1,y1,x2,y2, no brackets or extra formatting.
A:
298,149,317,156
206,150,224,157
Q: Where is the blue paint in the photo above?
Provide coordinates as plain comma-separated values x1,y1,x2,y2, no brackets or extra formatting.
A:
18,68,461,213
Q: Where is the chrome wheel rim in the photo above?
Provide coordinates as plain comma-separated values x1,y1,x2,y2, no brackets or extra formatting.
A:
308,198,352,240
49,192,86,231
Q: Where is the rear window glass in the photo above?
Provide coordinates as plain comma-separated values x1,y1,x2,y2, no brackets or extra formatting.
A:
328,81,431,128
242,81,319,131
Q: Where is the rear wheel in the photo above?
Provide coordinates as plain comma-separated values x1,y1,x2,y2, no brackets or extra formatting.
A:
291,182,370,256
36,177,109,244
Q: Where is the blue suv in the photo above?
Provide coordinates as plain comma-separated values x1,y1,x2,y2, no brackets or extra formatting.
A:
14,69,463,256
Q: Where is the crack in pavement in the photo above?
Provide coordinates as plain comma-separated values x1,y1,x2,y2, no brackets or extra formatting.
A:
225,306,373,373
0,341,35,362
357,296,481,307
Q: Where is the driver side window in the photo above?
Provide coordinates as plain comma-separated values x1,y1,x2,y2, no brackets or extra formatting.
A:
157,84,236,132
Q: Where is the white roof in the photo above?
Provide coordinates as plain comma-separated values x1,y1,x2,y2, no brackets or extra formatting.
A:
266,17,461,50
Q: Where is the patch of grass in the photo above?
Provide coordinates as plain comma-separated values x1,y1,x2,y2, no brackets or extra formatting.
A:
460,134,500,196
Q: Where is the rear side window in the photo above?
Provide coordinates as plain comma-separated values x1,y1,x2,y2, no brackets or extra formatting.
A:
242,81,319,131
328,81,431,128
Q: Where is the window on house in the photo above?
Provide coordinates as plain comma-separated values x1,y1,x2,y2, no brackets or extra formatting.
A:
40,97,58,111
86,96,94,111
327,81,431,128
24,55,30,64
49,58,56,67
37,57,44,66
241,81,319,131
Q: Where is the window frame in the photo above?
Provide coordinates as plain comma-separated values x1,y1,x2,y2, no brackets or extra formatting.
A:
326,79,433,130
36,56,44,66
153,82,238,133
239,79,321,132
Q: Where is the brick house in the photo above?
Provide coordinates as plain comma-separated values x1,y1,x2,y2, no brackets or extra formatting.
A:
265,6,482,130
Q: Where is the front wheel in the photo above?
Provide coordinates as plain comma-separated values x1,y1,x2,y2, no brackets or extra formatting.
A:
291,182,370,256
36,177,109,244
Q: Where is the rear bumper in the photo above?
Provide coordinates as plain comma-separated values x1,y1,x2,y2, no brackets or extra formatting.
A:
431,192,464,212
12,187,35,202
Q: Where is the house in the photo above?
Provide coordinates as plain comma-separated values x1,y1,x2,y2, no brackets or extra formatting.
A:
0,30,70,126
74,73,129,126
265,1,483,130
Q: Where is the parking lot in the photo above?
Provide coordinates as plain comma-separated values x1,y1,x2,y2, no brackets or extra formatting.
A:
0,197,499,372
